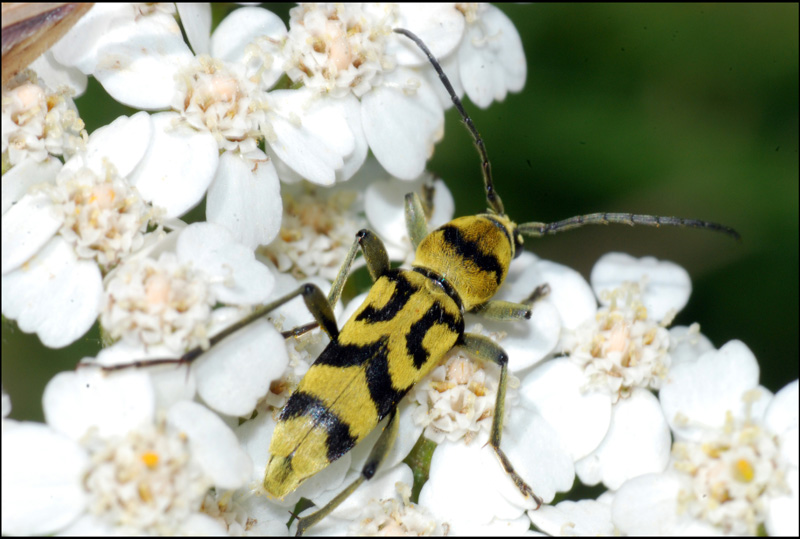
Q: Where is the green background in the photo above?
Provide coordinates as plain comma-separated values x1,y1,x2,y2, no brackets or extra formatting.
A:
3,4,797,421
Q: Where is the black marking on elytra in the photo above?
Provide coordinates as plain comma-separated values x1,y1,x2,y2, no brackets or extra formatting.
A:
441,224,505,284
412,266,464,314
363,338,411,419
355,269,418,323
406,301,463,370
314,338,388,368
279,391,357,462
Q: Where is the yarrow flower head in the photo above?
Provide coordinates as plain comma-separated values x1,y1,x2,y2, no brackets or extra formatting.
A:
672,408,789,535
1,71,87,168
412,324,518,446
1,369,252,535
173,55,265,156
612,343,799,536
2,112,162,348
260,184,365,281
44,159,156,269
563,279,673,402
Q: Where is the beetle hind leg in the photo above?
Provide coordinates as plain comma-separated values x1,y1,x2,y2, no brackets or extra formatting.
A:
293,410,400,536
458,333,543,508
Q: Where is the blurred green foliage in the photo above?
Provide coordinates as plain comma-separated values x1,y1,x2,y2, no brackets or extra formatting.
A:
3,4,797,424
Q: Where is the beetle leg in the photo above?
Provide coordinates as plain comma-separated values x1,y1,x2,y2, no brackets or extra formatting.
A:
86,283,337,372
404,192,429,251
294,410,400,536
458,333,543,508
470,283,550,321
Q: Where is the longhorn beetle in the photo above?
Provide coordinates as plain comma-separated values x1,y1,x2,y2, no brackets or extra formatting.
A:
93,28,739,535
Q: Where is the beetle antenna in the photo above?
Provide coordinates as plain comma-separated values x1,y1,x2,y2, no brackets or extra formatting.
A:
518,213,741,240
394,28,504,216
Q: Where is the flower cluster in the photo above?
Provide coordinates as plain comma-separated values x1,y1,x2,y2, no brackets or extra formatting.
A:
2,3,796,538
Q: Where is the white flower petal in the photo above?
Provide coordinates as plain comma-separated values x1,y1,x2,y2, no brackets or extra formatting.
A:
1,192,63,274
1,423,88,535
668,325,715,366
1,155,61,214
591,253,691,321
291,451,352,509
764,379,799,437
177,221,275,304
43,369,155,439
166,400,252,489
93,13,194,109
82,111,152,177
50,4,133,73
362,69,444,180
611,473,683,535
429,178,456,230
211,7,286,89
235,410,275,481
206,151,282,249
449,514,533,536
176,3,211,56
335,94,369,182
660,340,760,440
194,319,287,417
497,409,575,507
29,52,88,96
765,465,799,536
268,89,354,185
529,499,615,536
576,388,670,490
419,441,523,525
391,5,465,65
1,236,101,348
422,52,464,109
764,379,799,467
458,6,526,109
128,111,219,217
520,358,612,460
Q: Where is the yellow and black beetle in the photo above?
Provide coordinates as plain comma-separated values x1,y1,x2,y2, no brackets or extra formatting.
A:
94,28,739,535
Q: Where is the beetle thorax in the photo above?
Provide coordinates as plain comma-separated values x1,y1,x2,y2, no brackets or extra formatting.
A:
412,214,515,311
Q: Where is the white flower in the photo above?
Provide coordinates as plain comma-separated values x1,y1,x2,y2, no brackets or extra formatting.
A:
280,3,459,181
1,73,87,167
612,343,798,535
2,112,159,348
439,4,527,110
1,368,252,535
93,222,285,418
259,180,367,281
49,6,286,247
519,253,698,494
408,254,593,528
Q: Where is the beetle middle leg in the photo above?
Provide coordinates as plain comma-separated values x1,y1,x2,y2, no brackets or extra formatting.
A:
470,283,551,321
